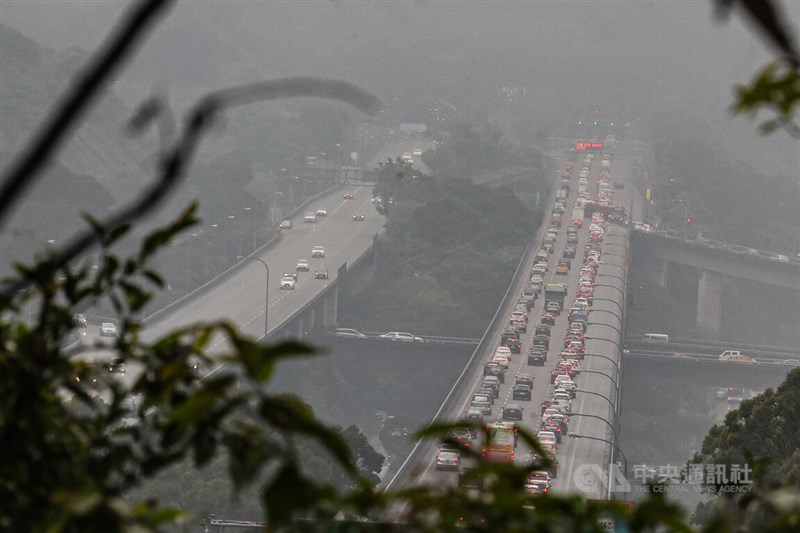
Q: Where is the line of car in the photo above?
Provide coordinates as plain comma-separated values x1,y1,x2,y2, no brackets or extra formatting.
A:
279,191,373,290
431,149,624,494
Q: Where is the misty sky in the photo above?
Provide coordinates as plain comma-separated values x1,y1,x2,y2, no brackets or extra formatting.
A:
2,1,798,173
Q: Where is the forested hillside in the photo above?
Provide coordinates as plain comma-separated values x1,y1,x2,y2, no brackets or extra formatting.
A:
339,124,551,337
0,23,156,270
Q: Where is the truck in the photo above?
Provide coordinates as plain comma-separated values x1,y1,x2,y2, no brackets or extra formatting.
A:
544,283,568,308
570,208,584,227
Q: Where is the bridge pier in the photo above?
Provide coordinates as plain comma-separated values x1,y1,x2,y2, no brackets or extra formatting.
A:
697,270,722,336
323,286,338,329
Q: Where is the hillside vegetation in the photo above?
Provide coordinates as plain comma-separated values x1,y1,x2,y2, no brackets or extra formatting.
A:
340,123,551,337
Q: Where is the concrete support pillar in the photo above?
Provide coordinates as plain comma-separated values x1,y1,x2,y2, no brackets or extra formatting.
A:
307,307,315,332
697,270,722,334
322,286,338,329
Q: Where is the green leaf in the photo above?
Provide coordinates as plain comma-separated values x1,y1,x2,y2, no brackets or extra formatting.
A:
262,462,323,526
142,269,164,288
258,395,354,472
192,427,217,467
106,223,132,246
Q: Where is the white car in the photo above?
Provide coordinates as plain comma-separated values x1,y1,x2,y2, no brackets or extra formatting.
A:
333,328,367,339
491,354,511,368
537,431,558,447
280,276,296,290
296,259,309,271
380,331,424,342
573,298,590,309
315,208,328,217
99,322,118,337
495,346,512,357
311,246,325,258
413,148,423,156
304,213,317,223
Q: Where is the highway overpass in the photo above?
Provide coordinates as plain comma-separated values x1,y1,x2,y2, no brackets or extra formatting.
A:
631,229,800,333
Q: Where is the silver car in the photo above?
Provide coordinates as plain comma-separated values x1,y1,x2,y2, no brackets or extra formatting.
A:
99,322,118,337
380,331,424,342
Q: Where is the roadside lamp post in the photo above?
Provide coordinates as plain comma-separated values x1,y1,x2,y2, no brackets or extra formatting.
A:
587,320,623,338
590,297,623,313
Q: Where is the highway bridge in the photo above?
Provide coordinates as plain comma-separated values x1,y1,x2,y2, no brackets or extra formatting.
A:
381,147,639,504
69,134,796,515
631,227,800,333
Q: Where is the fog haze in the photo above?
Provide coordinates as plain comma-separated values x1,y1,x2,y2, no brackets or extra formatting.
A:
2,1,798,176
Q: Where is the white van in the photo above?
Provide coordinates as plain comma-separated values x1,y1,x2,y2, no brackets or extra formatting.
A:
643,333,669,344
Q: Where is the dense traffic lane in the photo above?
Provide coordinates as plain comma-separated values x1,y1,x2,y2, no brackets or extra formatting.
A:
554,157,637,497
397,151,638,500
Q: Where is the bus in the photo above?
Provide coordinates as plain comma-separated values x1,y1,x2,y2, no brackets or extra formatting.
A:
483,422,517,463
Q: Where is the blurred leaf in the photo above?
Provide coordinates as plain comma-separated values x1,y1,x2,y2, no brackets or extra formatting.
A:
259,395,354,472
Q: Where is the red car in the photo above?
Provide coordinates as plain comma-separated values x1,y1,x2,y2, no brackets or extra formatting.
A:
343,192,354,199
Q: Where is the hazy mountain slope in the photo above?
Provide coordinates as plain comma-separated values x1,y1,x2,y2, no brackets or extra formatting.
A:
0,23,153,208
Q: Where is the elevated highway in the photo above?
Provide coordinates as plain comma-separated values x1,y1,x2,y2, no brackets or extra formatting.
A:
384,148,639,503
631,225,800,334
74,185,386,379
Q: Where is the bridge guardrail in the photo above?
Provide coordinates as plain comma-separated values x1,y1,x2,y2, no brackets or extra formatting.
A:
633,228,800,268
624,337,800,358
383,241,532,492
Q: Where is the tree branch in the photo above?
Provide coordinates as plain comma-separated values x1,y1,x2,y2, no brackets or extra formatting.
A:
1,78,380,300
0,0,175,227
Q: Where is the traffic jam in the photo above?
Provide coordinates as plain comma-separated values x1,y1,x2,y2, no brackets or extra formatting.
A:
433,147,629,495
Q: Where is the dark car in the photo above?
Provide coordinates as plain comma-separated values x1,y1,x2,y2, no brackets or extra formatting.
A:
484,362,505,383
513,384,532,401
353,214,366,221
314,270,329,279
540,313,556,326
501,337,522,354
528,351,546,366
515,374,535,388
73,313,88,328
502,404,524,421
533,334,550,350
563,247,576,259
465,408,484,426
500,331,522,353
107,357,126,374
534,325,551,337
